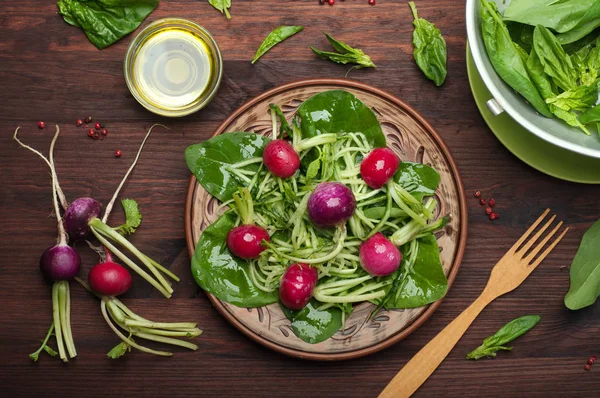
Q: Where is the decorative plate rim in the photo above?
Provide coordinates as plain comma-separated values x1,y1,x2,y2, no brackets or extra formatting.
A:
184,78,468,361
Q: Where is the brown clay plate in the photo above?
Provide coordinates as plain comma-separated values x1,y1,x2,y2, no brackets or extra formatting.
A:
185,78,467,360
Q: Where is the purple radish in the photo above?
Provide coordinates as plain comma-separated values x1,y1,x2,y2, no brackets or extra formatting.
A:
63,197,101,240
307,182,356,228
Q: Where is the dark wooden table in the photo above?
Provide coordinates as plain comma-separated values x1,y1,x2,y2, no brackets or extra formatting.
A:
1,1,599,396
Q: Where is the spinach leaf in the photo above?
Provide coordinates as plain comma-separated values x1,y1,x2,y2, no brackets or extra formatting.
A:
310,34,376,69
296,90,386,147
408,2,448,86
480,1,552,118
466,315,541,360
191,212,278,307
504,0,600,45
56,0,159,49
393,161,440,201
280,300,343,344
533,25,578,92
208,0,231,19
252,26,303,64
564,219,600,310
185,132,271,202
386,234,448,309
580,104,600,124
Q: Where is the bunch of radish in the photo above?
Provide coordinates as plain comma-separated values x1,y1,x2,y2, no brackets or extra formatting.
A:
16,123,201,361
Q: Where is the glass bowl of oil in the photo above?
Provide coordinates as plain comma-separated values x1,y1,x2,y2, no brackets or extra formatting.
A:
124,18,223,117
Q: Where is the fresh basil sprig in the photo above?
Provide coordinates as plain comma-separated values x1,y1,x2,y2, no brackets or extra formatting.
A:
252,26,304,64
310,33,376,68
408,1,448,86
208,0,231,19
466,315,541,360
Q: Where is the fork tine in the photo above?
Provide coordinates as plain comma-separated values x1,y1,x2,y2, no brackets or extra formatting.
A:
517,214,556,255
524,221,563,263
529,227,569,269
510,209,550,252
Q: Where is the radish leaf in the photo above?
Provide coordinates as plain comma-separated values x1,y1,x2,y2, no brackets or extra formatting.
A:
114,199,142,236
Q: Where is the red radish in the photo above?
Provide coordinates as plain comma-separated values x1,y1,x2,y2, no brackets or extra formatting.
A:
279,263,318,310
307,182,356,228
359,233,402,276
89,261,132,296
226,188,270,259
226,225,270,259
360,148,400,189
262,139,300,178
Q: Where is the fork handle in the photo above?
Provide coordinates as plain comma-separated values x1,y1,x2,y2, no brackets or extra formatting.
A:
379,294,493,398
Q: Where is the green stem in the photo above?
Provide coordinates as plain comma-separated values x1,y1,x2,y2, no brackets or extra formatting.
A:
91,219,173,295
124,320,198,330
52,282,67,362
107,300,127,324
100,300,172,357
61,282,77,358
232,188,254,225
131,331,198,351
142,255,180,282
132,326,202,338
29,323,55,361
90,226,171,298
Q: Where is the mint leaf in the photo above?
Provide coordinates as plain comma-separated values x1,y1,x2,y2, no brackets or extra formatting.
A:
114,199,142,236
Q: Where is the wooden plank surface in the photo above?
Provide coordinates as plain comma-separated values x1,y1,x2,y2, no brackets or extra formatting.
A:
0,1,598,396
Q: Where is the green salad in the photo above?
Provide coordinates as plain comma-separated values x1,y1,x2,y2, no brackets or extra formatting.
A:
480,0,600,135
185,90,449,344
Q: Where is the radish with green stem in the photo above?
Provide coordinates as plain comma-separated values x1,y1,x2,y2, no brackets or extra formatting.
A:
75,277,202,358
14,125,80,362
227,188,270,259
61,124,179,298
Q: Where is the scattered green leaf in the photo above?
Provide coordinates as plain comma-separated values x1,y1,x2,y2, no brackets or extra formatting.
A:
208,0,231,19
252,26,304,64
310,33,375,69
56,0,159,49
408,1,448,86
564,219,600,310
467,315,541,360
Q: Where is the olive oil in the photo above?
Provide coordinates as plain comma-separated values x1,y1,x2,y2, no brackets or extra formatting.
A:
132,28,214,110
125,19,223,116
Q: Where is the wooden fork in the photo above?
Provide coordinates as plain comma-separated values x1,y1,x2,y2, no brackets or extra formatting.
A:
379,209,568,398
